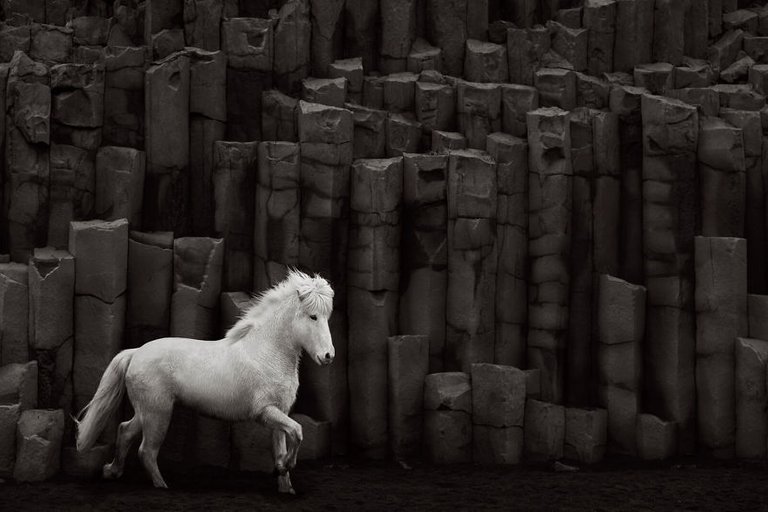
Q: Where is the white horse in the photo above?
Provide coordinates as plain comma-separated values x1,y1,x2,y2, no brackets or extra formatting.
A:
75,269,335,494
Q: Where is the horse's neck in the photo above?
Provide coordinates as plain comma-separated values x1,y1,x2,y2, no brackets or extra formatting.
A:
240,309,301,375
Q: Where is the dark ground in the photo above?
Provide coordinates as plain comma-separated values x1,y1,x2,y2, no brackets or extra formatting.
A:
4,456,768,511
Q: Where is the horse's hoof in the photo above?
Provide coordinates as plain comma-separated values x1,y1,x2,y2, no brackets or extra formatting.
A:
102,463,119,480
279,486,296,495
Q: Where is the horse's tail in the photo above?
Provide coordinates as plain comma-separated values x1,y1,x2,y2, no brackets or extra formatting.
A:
75,349,136,452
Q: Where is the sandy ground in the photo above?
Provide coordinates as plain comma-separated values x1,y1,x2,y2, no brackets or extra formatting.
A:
4,456,768,511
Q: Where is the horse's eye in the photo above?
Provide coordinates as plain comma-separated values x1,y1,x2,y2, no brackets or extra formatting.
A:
310,315,317,321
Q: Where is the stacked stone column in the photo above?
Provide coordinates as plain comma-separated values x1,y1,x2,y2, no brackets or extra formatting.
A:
347,157,402,459
0,261,28,364
446,149,497,372
641,94,698,454
486,133,527,367
526,107,571,404
273,0,311,94
296,100,352,454
400,153,448,372
472,364,525,464
388,335,429,462
254,141,301,293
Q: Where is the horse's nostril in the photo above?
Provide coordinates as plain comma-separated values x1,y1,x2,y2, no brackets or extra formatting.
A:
325,352,331,360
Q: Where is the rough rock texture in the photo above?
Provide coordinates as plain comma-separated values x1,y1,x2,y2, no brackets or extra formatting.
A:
103,46,146,149
695,237,747,458
735,337,768,458
0,361,38,411
446,150,497,371
613,0,653,71
126,231,173,347
0,404,20,477
526,107,571,404
564,407,607,464
583,0,616,76
400,154,448,372
274,0,311,93
94,146,145,227
471,364,525,464
642,94,698,454
254,141,301,293
424,372,472,463
524,399,565,462
388,335,429,462
47,144,95,248
501,84,538,138
348,157,402,459
13,409,64,482
310,0,344,77
464,39,508,83
0,262,29,365
636,413,677,460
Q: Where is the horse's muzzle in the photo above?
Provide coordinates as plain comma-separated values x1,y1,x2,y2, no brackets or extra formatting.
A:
315,352,334,366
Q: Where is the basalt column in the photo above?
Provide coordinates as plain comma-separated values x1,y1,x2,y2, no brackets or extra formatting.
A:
212,141,258,292
0,261,28,364
47,144,94,250
94,146,146,227
695,236,747,458
189,48,227,237
296,101,352,454
310,0,345,77
446,149,497,372
526,107,572,404
486,133,528,368
344,0,378,72
126,231,173,348
641,94,698,454
5,51,50,263
400,153,448,373
144,52,190,234
103,46,147,149
254,141,301,293
347,157,402,459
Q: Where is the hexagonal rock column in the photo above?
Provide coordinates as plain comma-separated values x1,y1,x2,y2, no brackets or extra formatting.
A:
750,295,768,339
698,117,745,237
400,154,448,373
103,46,146,149
583,0,616,76
126,231,173,348
212,141,258,292
507,27,549,87
262,89,298,142
534,68,576,111
408,39,442,73
189,48,227,237
486,133,528,368
0,404,20,477
549,21,588,73
526,107,572,404
272,0,311,93
592,112,621,279
432,131,466,153
69,219,128,419
47,144,95,249
28,248,73,412
145,0,183,43
302,77,347,108
0,262,28,364
183,0,223,50
652,0,684,66
344,0,378,72
380,0,417,74
329,58,363,104
415,80,456,143
13,409,64,482
388,335,429,462
296,101,352,455
347,157,402,459
636,413,676,460
292,413,331,460
223,17,273,142
735,337,768,458
464,39,508,83
641,94,698,454
471,364,525,464
695,237,747,458
386,113,422,157
446,150,497,372
49,62,103,150
524,399,565,462
0,361,37,412
609,85,645,285
423,372,472,464
564,408,607,464
144,52,190,234
94,146,146,227
310,0,345,77
5,52,50,263
597,275,645,456
254,142,300,293
500,84,538,138
457,81,501,150
347,103,387,159
566,108,596,406
720,109,766,294
425,0,470,76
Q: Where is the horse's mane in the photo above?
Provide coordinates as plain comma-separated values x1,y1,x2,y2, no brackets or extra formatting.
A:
224,269,334,342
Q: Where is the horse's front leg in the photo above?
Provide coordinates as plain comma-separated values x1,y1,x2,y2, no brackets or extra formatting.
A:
261,406,302,494
272,430,294,494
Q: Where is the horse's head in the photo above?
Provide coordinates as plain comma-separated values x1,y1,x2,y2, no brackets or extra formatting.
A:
292,272,335,366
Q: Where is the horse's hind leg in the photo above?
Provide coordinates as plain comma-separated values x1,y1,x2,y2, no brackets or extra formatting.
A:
272,430,295,494
103,417,142,479
137,404,173,489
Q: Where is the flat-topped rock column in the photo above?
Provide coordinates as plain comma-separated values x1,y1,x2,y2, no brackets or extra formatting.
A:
486,133,527,368
47,144,95,250
526,107,572,404
583,0,616,76
641,94,698,454
103,46,146,149
347,157,402,459
296,100,352,455
94,146,146,227
254,141,301,293
524,399,565,462
310,0,345,77
424,372,472,463
613,0,653,72
273,0,311,94
592,112,621,278
400,153,448,372
0,262,28,364
126,231,173,348
472,364,525,464
388,335,429,463
457,81,501,150
446,149,497,372
695,237,747,458
380,0,417,74
735,337,768,458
